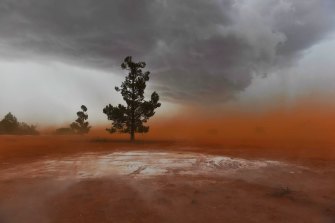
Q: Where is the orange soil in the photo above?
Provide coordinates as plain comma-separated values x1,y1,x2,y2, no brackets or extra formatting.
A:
0,131,335,223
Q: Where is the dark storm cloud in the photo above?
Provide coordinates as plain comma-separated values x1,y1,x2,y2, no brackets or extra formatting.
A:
0,0,334,103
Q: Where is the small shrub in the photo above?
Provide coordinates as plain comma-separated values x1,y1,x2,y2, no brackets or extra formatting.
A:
271,186,292,197
55,128,74,135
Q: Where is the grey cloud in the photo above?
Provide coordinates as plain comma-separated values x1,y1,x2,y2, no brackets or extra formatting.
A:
0,0,334,104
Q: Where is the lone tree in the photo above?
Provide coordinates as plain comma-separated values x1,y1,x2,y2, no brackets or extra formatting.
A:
103,56,161,141
70,105,91,134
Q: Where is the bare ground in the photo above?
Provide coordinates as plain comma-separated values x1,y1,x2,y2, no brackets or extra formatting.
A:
0,136,335,223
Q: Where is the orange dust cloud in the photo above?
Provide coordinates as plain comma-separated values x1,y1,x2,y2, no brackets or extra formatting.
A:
141,99,335,146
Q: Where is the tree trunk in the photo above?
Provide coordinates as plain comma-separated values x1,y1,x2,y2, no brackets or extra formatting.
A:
130,130,135,141
130,69,135,142
130,100,135,142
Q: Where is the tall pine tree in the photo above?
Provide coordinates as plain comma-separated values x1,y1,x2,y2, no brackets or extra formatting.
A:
103,56,161,141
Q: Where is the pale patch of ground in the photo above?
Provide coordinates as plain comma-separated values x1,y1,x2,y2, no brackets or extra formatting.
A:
0,151,299,181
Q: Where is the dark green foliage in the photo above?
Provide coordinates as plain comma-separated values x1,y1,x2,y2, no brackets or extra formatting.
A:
0,113,18,134
103,56,161,141
70,105,91,134
0,112,38,135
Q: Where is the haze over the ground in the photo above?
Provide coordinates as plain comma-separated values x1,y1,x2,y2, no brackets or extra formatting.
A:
0,0,335,127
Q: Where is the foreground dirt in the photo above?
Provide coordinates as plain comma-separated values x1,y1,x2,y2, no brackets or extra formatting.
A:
0,136,335,223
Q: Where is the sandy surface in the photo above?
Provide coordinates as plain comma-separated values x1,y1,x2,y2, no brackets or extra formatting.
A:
0,136,335,222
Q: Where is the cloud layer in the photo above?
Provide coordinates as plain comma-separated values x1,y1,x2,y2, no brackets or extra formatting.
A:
0,0,334,103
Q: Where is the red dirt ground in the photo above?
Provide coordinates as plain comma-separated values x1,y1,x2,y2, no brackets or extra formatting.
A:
0,136,335,223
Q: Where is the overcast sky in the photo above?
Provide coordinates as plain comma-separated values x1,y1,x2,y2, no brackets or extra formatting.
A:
0,0,335,125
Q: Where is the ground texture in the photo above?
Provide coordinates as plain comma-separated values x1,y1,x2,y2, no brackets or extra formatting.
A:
0,136,335,223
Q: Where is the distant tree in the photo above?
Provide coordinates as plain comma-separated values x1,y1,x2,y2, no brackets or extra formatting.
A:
70,105,91,134
0,113,38,135
103,56,161,141
0,113,19,134
18,122,39,135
